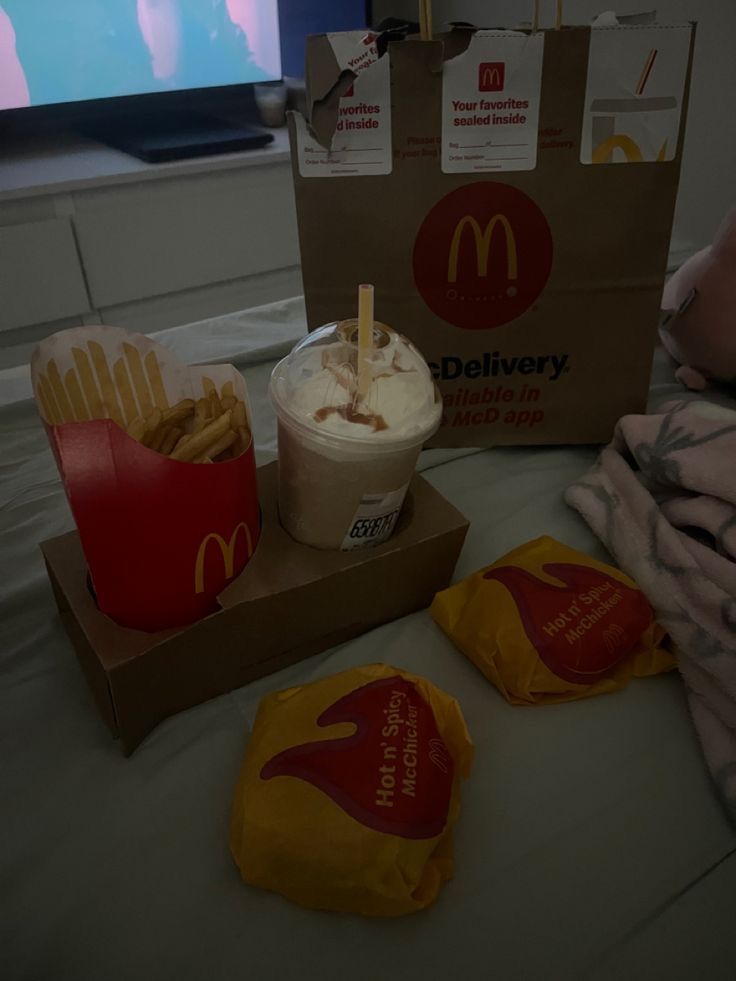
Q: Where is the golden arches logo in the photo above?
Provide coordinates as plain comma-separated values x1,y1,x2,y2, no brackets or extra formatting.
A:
447,214,518,284
194,522,253,594
592,135,669,164
480,66,502,88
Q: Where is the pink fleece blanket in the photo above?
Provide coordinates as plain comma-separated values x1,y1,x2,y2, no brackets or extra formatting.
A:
565,399,736,821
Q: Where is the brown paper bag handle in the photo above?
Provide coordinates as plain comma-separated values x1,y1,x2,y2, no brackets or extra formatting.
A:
532,1,564,32
419,0,562,38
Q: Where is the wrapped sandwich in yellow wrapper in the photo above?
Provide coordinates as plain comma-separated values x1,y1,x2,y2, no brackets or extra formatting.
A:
230,664,473,916
431,536,674,705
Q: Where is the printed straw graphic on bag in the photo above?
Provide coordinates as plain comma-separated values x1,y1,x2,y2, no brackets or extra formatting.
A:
32,326,261,632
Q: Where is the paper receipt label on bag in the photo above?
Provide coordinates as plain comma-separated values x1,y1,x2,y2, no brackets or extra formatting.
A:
442,32,544,173
581,25,691,164
342,484,408,550
296,31,392,178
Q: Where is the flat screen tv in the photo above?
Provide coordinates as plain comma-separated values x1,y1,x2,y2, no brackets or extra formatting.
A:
0,1,371,161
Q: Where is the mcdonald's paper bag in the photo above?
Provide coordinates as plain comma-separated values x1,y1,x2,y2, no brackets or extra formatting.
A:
230,663,474,916
431,536,674,704
32,326,260,632
289,22,695,447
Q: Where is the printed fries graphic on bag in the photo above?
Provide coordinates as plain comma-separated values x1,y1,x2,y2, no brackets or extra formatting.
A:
31,326,260,631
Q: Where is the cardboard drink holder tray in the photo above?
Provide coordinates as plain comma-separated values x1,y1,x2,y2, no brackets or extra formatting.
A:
43,463,469,754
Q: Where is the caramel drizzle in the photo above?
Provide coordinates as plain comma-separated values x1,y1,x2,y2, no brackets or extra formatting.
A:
373,351,417,380
314,350,416,432
314,404,388,432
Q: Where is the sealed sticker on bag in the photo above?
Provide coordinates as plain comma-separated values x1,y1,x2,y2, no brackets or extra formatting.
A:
431,536,674,704
441,31,545,173
230,664,473,917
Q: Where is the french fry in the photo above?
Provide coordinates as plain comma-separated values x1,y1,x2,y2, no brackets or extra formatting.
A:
221,381,234,399
149,423,171,453
160,426,182,456
221,395,236,411
198,429,236,462
233,426,251,458
127,416,147,442
141,408,163,447
202,376,217,397
192,398,209,434
232,399,247,431
161,398,194,425
173,433,192,453
208,389,221,418
170,410,232,462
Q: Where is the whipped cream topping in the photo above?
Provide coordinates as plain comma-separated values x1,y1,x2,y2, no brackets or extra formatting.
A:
283,329,439,442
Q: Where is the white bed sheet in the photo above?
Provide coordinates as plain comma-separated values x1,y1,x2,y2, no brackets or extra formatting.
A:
2,297,735,981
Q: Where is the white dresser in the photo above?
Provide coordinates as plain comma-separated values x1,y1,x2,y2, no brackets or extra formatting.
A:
0,128,301,361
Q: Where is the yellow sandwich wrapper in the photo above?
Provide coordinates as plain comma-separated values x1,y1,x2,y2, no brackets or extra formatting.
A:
230,664,474,916
431,536,674,705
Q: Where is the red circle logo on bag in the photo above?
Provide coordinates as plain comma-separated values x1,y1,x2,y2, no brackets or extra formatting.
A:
412,182,553,330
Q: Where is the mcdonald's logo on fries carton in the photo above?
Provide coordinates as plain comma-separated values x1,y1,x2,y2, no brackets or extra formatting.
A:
32,325,260,632
195,524,254,595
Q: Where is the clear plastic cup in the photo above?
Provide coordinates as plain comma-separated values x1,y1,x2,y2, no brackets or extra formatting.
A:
269,320,442,550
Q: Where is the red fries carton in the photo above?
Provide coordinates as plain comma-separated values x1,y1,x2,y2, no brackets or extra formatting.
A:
32,326,260,632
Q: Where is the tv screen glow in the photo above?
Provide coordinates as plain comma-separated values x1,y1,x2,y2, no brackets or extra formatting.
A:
0,1,281,111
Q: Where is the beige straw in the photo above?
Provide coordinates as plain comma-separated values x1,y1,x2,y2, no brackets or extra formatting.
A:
357,284,374,400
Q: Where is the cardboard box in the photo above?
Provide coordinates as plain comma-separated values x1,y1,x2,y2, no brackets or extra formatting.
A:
42,463,469,754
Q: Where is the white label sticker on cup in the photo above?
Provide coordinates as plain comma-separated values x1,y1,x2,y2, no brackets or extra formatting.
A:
342,483,409,551
441,31,544,173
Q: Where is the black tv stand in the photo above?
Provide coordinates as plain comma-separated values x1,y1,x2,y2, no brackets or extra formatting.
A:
82,110,274,163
